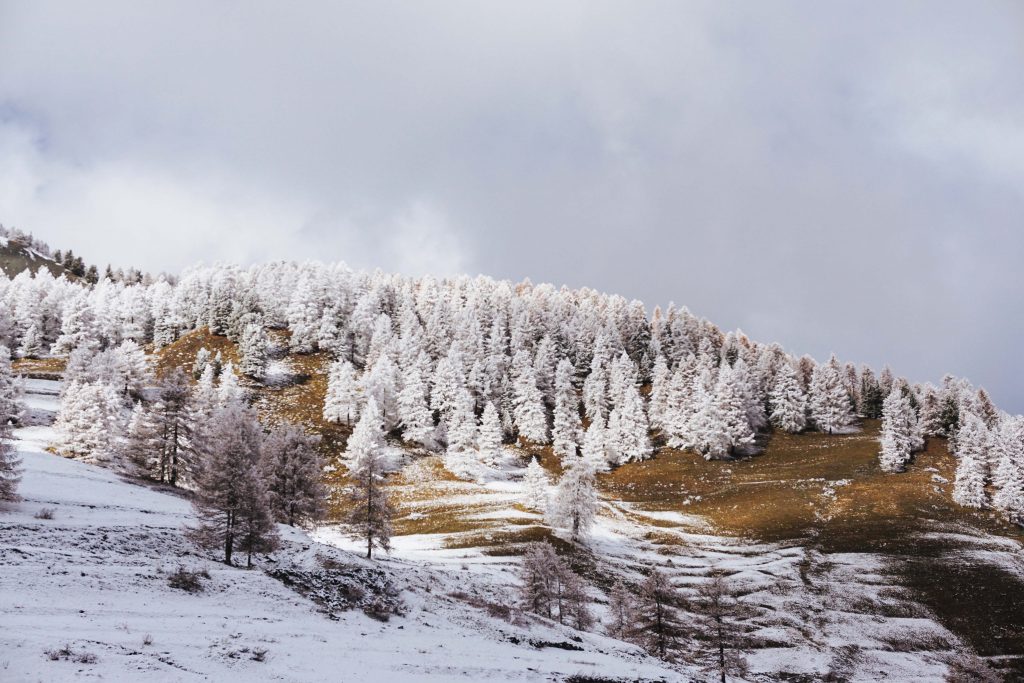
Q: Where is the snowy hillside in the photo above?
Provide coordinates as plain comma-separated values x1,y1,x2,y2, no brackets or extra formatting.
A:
0,380,682,681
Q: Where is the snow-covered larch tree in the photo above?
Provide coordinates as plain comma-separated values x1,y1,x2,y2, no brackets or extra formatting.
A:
512,351,548,445
239,322,269,380
396,355,433,446
0,349,21,500
879,386,915,473
344,398,394,558
769,361,807,433
551,452,598,540
323,359,360,426
523,455,549,512
551,358,582,460
189,401,278,567
260,423,326,527
478,401,503,466
0,346,23,428
808,358,855,435
953,414,990,509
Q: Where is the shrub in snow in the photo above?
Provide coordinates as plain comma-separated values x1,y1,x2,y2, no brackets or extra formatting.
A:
167,566,211,593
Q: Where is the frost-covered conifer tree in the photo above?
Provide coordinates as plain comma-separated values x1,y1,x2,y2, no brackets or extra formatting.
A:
523,455,549,511
444,389,480,479
324,359,361,426
261,424,326,527
953,414,989,509
189,401,278,567
478,402,503,466
147,368,195,486
551,359,582,460
0,346,23,428
216,362,244,406
17,323,43,359
52,380,125,463
635,569,685,660
239,323,269,380
605,355,651,463
0,349,21,500
361,354,400,430
879,386,917,473
397,355,433,446
582,358,608,423
808,358,855,435
648,355,671,431
192,347,212,379
0,418,19,501
769,361,806,433
551,453,598,540
512,351,548,444
713,363,755,454
344,399,394,559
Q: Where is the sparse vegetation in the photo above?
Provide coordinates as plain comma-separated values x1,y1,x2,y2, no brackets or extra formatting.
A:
167,566,210,593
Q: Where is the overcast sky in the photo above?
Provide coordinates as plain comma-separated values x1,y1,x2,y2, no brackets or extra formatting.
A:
1,1,1022,412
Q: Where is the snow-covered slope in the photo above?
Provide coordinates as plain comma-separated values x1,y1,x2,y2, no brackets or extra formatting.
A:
0,381,683,682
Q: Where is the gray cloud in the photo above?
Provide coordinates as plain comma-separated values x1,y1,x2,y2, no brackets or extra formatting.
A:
1,1,1022,411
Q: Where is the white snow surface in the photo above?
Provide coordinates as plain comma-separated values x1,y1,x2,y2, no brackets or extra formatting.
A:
0,381,682,682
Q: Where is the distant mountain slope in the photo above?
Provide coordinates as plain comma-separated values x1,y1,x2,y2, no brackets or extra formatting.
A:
0,236,71,279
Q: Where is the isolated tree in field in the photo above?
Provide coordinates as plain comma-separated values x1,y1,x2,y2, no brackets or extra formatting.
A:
239,323,269,380
769,362,806,433
523,455,549,512
551,452,598,540
261,423,326,527
189,402,278,567
551,359,582,460
953,414,989,509
635,568,685,660
808,360,855,435
345,399,394,559
323,359,360,426
478,402,503,466
690,570,749,683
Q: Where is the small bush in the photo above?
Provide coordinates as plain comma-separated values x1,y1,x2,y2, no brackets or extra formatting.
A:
252,648,267,662
34,507,55,520
142,634,153,646
168,566,210,593
44,645,97,664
